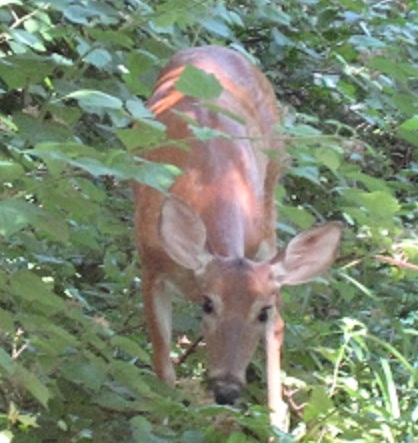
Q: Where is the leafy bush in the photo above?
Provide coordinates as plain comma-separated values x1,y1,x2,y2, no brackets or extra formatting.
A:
0,0,417,442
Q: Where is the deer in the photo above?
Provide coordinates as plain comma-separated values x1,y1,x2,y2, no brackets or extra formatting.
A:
132,45,343,430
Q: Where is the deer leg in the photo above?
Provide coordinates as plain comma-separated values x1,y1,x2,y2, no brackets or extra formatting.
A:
266,307,289,431
143,272,176,385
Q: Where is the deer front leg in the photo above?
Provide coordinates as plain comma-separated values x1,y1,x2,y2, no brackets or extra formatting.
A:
143,273,176,385
266,307,289,432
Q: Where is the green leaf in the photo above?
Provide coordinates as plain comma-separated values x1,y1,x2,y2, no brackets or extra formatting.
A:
0,347,14,375
393,93,418,115
279,205,316,229
289,166,320,184
45,102,82,127
117,121,166,150
95,391,142,412
345,170,391,193
286,123,322,137
130,416,166,443
63,4,97,25
110,336,150,364
153,0,205,28
376,359,400,419
130,160,181,193
0,194,69,241
398,126,418,147
0,55,55,88
15,365,51,407
60,357,107,392
189,125,229,141
9,29,46,51
202,18,232,38
399,115,418,131
16,412,38,430
10,270,66,313
359,191,400,218
315,147,342,172
317,7,339,27
68,157,122,178
175,65,222,100
14,112,73,144
303,386,333,421
20,314,79,350
0,307,14,332
349,35,386,50
0,200,41,237
0,349,50,408
0,113,18,131
226,432,250,443
84,48,112,68
271,27,293,47
341,189,400,228
89,28,133,48
181,430,205,443
56,151,180,192
110,361,151,396
126,98,154,120
59,90,123,111
256,4,292,25
368,57,418,83
123,51,156,95
30,142,98,163
0,160,25,181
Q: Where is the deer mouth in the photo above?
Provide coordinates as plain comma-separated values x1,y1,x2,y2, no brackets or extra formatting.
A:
209,375,244,405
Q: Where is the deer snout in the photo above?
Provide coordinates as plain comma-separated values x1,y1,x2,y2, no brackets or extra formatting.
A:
210,376,243,405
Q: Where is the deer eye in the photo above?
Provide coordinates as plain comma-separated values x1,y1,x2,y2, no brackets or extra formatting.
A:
257,306,272,323
202,296,214,315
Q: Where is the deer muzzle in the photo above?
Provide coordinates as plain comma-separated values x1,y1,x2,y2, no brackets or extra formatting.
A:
210,375,244,405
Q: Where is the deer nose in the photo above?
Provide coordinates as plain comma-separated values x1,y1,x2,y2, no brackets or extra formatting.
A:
210,378,243,405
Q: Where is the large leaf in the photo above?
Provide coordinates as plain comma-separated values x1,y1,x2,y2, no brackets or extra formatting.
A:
0,307,14,332
29,142,179,192
15,365,51,407
60,356,107,392
175,65,223,100
10,270,66,313
303,386,333,422
342,189,400,227
9,29,46,51
0,160,25,180
110,336,150,364
14,112,73,144
58,90,123,113
0,200,42,237
0,348,14,375
19,313,79,350
0,349,50,407
0,55,56,88
117,121,166,150
398,116,418,147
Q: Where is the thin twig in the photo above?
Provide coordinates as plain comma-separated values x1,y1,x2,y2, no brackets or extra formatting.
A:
374,254,418,272
174,335,203,366
0,9,40,43
283,386,305,418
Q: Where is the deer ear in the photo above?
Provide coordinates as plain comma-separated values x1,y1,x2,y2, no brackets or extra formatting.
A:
159,196,212,271
271,222,343,286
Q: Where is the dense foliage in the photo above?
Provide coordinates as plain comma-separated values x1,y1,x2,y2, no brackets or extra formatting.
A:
0,0,417,442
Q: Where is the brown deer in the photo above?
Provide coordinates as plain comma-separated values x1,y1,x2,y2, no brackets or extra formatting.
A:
132,45,342,429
